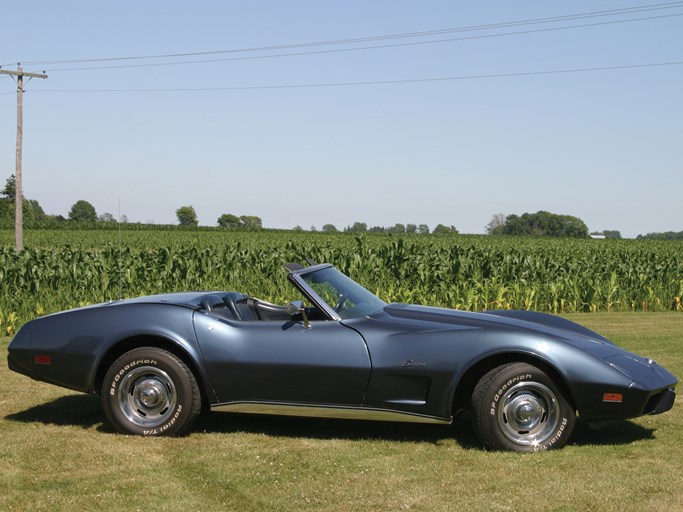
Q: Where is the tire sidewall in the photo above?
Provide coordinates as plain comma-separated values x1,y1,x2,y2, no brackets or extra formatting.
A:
479,364,575,452
102,348,196,436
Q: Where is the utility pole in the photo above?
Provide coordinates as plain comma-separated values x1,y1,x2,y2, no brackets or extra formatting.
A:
0,65,47,251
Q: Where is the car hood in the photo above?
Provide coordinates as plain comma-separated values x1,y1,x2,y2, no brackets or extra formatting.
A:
378,304,678,384
379,305,678,384
382,303,614,346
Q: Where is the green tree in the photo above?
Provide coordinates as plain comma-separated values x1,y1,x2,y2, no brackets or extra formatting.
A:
486,213,507,235
0,175,46,223
1,175,16,199
0,198,11,220
346,222,367,233
433,224,459,235
239,215,263,230
406,223,417,234
417,224,430,234
98,212,117,222
217,213,241,229
322,223,338,233
176,205,198,226
603,230,622,239
497,211,588,238
24,199,46,222
69,200,97,222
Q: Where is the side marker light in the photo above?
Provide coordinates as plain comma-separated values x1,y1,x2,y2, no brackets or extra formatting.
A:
34,355,52,365
603,393,623,403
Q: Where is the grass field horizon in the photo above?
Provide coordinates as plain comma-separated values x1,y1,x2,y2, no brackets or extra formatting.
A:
1,312,680,511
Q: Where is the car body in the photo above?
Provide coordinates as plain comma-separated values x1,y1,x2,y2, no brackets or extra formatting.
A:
7,262,677,451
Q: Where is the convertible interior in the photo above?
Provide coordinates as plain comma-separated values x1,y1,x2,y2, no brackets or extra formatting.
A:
200,292,326,322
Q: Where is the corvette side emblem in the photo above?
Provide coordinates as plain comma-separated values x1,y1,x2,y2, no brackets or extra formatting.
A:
401,360,428,368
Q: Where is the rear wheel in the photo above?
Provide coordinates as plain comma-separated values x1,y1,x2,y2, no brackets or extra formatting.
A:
471,362,575,451
102,347,201,436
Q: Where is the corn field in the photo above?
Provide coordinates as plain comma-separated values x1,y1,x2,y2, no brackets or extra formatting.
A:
1,230,682,335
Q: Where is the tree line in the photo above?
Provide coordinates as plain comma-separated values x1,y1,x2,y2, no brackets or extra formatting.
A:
636,231,683,240
309,222,458,235
3,176,676,238
0,175,120,224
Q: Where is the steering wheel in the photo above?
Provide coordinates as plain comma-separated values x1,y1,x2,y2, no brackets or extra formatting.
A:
334,294,350,312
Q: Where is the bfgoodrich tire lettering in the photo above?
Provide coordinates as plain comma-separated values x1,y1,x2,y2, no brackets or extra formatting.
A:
102,347,201,436
471,362,576,452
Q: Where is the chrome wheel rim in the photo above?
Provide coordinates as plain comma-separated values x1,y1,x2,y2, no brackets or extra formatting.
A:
118,366,177,428
497,381,559,447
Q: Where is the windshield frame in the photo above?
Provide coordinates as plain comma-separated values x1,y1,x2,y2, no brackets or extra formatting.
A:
287,264,386,321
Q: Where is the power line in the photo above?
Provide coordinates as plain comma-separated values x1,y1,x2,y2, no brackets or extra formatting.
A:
30,60,683,93
1,75,16,95
5,1,682,69
25,12,683,74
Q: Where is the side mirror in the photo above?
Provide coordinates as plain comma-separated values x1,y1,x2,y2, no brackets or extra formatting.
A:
286,300,303,315
287,300,310,329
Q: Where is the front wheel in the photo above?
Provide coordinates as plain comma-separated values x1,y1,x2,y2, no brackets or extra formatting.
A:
102,347,201,436
471,362,576,451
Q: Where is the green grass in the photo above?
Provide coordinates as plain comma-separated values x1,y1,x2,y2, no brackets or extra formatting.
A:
1,313,681,511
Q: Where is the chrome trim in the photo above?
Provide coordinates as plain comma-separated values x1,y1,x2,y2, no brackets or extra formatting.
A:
385,399,427,406
288,272,342,321
288,263,334,275
210,401,451,425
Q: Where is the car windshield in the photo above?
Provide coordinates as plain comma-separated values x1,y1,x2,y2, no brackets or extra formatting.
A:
300,267,386,320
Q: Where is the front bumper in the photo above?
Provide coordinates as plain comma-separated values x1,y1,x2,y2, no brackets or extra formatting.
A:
643,387,676,415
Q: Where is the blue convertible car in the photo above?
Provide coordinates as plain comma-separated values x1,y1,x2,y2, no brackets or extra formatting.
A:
7,262,677,451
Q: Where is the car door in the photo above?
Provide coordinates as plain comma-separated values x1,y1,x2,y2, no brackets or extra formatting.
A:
193,312,371,405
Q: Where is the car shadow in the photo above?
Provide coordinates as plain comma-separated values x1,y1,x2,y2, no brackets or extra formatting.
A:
5,394,104,429
194,410,481,447
569,420,656,447
193,411,656,449
6,394,656,449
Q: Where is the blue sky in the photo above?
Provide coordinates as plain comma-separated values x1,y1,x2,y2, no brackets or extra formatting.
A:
1,1,681,237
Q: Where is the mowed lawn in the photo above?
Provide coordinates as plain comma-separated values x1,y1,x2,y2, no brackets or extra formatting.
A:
0,313,681,511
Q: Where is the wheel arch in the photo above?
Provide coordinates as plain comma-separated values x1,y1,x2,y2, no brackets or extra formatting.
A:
93,335,212,406
451,351,577,416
